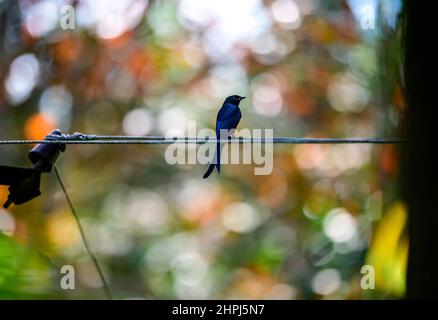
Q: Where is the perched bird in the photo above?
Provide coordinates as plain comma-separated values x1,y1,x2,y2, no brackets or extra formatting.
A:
203,95,245,178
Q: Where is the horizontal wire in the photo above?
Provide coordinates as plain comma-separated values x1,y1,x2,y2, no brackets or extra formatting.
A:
0,136,406,145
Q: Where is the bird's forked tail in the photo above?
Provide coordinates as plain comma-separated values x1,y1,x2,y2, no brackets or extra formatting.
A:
203,138,221,179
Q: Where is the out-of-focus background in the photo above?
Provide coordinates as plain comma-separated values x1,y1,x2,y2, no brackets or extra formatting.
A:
0,0,405,299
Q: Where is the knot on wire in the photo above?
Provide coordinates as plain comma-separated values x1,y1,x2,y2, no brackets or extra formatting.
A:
45,130,96,142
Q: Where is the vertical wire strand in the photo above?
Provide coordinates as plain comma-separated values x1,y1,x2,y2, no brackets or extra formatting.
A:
54,165,113,300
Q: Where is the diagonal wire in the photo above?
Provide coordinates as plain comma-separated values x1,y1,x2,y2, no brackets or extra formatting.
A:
54,165,113,300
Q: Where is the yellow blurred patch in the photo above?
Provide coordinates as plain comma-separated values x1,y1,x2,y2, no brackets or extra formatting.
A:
366,202,408,297
0,186,8,206
46,211,80,251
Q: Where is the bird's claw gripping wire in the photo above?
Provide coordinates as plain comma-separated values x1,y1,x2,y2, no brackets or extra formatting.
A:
0,129,66,208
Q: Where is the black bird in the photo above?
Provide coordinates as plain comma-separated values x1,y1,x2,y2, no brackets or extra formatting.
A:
203,95,245,178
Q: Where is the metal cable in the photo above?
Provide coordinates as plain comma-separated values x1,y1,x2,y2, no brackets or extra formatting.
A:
0,132,406,145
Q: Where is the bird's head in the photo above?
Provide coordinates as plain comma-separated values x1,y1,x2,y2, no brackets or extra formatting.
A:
225,95,245,106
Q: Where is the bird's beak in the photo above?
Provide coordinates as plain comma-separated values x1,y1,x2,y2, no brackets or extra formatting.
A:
240,97,246,100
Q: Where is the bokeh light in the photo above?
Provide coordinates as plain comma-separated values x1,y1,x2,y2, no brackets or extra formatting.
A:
5,54,40,105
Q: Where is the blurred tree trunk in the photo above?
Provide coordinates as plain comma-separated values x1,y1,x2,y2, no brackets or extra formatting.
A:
404,0,438,299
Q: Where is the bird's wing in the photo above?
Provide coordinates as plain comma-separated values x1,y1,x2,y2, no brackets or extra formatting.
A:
217,104,241,131
217,103,239,121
